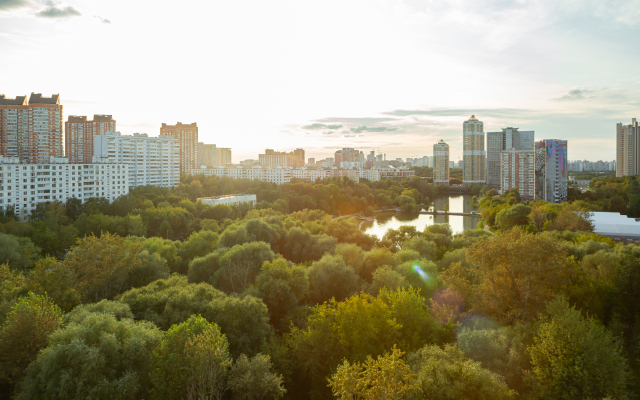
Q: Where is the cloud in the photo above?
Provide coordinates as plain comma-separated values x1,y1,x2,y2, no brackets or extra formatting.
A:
350,125,398,133
301,123,342,130
384,108,537,119
316,117,397,124
555,89,594,101
321,131,335,135
94,15,110,23
0,0,29,10
36,4,81,18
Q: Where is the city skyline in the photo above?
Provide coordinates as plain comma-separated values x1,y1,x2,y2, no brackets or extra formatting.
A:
1,1,638,161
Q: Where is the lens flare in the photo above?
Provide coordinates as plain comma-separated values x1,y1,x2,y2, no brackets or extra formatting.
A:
413,265,429,281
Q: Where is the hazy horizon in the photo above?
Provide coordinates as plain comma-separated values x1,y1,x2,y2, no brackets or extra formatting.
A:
1,0,638,162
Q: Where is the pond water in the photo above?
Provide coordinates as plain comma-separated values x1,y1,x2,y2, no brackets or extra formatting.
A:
362,194,481,238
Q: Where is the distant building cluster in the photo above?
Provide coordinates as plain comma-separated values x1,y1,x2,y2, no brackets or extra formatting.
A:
0,92,212,218
567,160,615,172
5,90,629,216
191,165,414,184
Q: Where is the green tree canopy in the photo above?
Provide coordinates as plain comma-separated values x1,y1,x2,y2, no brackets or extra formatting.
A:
17,312,161,400
528,298,629,400
118,276,271,357
0,293,62,390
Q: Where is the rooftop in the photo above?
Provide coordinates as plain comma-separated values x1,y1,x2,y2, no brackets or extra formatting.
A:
94,114,113,120
29,93,60,105
199,194,256,200
0,94,27,105
68,116,88,122
591,212,640,239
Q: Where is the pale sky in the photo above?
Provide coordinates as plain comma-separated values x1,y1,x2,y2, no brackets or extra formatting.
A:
1,0,639,162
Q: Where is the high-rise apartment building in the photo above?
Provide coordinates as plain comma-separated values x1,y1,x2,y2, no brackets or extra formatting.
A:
462,115,486,184
616,118,639,177
534,139,568,203
334,148,364,166
433,140,450,184
94,132,180,188
291,148,305,168
65,114,116,163
0,93,63,163
486,127,535,187
500,149,535,201
160,122,198,173
217,147,232,165
197,142,217,168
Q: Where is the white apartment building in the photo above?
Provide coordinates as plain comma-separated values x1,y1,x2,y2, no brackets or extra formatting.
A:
93,132,180,189
500,149,535,201
199,194,257,207
0,156,129,220
291,168,331,182
192,166,293,184
340,161,365,169
191,165,412,184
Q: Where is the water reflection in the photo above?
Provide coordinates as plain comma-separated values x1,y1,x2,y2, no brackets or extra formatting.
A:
363,195,481,238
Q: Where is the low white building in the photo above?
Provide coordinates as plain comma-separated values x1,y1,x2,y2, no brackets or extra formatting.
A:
591,212,640,241
93,131,180,189
0,156,129,220
199,194,257,207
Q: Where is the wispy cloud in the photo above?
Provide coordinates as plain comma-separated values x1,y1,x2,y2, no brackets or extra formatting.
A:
94,15,111,24
301,123,342,130
350,125,397,133
554,89,594,101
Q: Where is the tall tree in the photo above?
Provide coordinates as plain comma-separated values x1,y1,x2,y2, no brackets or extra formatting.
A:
442,228,573,324
528,298,629,400
64,232,142,302
0,293,62,393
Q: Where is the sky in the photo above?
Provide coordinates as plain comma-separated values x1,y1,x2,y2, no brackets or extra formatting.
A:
1,0,639,163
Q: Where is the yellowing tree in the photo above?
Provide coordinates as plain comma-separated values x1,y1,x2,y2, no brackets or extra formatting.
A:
442,228,573,324
328,346,417,400
64,232,141,302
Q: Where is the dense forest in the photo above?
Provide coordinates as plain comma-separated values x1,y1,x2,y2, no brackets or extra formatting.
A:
1,173,640,399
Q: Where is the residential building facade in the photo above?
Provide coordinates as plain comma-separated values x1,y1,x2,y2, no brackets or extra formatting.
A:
65,114,116,163
334,148,364,167
500,149,535,201
433,140,450,184
197,142,217,168
217,147,232,165
0,156,128,220
462,115,486,184
616,118,639,177
160,122,198,173
93,132,180,188
486,127,534,187
534,139,568,203
0,93,63,164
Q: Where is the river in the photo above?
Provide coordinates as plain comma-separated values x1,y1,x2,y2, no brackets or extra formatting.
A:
362,194,481,238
